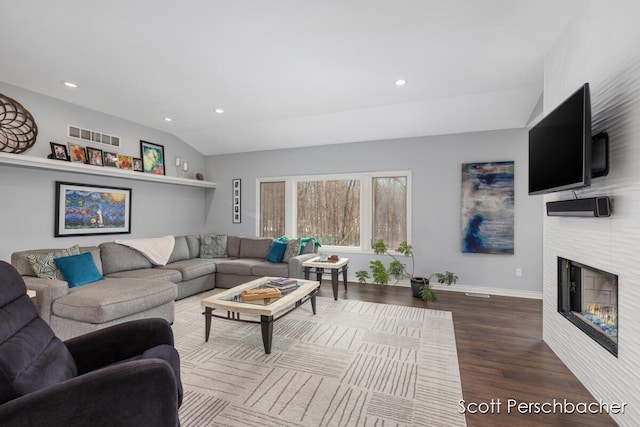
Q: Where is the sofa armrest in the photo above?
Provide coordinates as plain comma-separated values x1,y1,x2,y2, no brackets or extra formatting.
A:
288,253,318,279
64,318,175,375
22,276,69,325
0,359,179,427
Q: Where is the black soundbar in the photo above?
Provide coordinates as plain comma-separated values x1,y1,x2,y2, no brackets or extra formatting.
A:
546,197,610,217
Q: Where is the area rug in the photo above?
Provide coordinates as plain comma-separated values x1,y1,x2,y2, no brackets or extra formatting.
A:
172,292,467,427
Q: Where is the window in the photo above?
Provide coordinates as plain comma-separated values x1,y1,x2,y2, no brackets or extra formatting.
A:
372,176,407,249
258,171,410,251
259,181,285,238
297,179,361,246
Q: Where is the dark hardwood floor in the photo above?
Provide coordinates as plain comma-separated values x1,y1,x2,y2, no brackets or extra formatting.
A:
316,282,617,427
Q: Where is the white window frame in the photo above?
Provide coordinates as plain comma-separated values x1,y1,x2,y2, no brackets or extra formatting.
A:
256,170,412,253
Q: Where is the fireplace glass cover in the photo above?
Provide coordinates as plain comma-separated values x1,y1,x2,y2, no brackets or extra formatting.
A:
557,257,618,357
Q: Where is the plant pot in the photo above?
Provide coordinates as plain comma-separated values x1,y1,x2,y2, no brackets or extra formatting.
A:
410,277,429,298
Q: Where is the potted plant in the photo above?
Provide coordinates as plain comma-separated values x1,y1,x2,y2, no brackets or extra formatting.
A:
355,239,458,302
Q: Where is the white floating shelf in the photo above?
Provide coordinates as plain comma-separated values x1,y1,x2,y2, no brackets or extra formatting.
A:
0,152,216,188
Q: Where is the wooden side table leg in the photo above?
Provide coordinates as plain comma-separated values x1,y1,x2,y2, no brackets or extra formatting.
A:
331,269,339,300
304,266,311,280
316,268,323,284
204,307,213,342
342,266,348,292
261,315,274,354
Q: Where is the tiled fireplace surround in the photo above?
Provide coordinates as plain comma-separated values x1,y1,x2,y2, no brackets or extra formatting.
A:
542,4,640,425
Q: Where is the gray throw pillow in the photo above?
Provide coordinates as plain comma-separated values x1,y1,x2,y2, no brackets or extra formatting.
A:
200,234,228,258
282,238,301,263
27,245,81,280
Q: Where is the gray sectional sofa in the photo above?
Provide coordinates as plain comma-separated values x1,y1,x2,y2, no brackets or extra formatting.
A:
11,235,318,340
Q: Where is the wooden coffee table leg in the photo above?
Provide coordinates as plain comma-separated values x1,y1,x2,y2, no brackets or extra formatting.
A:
261,315,274,354
204,307,213,342
311,293,317,315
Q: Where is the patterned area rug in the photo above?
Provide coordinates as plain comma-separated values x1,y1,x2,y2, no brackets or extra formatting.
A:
173,292,467,427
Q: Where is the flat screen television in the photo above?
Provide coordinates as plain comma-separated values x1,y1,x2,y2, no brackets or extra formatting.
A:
528,83,591,195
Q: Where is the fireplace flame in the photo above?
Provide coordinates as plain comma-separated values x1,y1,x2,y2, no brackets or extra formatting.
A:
586,302,617,328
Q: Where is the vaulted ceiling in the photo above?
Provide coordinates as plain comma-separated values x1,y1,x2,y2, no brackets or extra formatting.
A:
0,1,579,155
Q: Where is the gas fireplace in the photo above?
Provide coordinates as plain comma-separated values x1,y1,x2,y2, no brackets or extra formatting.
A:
557,257,618,357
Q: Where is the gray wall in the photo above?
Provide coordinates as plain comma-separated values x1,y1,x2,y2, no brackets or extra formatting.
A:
0,82,208,261
205,128,543,297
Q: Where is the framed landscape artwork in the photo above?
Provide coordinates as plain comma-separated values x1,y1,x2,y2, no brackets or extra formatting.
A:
140,140,165,175
55,181,132,237
461,161,514,254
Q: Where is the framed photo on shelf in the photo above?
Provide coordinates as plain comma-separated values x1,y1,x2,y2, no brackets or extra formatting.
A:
87,147,104,166
132,157,143,172
140,140,165,175
68,143,87,163
118,154,133,170
232,178,241,223
103,151,119,167
50,142,70,161
55,181,132,237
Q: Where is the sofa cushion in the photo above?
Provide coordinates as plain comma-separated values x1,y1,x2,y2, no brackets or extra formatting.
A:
214,259,265,276
251,261,289,277
200,234,228,258
168,236,190,263
226,236,241,257
54,252,104,288
52,278,177,324
239,237,273,259
105,268,182,284
160,259,216,281
26,245,81,280
99,242,153,275
267,241,287,263
185,235,201,258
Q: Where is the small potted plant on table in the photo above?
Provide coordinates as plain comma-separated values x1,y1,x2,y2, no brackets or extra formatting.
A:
355,239,458,302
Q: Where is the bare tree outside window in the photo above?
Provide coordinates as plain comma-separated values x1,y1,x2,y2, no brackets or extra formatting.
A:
372,176,407,249
260,181,285,238
297,180,360,246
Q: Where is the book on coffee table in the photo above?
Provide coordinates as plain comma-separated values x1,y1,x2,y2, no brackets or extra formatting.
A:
266,278,299,291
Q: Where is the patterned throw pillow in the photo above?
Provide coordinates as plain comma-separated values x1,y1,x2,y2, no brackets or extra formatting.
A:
281,238,301,263
199,234,228,258
27,245,81,280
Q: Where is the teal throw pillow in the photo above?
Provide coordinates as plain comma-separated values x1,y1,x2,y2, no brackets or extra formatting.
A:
282,238,301,263
54,252,104,288
267,240,287,263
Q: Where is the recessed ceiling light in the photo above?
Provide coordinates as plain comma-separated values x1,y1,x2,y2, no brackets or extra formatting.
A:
62,81,78,88
164,117,173,122
214,108,224,114
394,79,407,86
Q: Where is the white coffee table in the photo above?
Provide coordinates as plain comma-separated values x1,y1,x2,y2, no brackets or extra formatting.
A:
302,256,349,300
201,277,319,354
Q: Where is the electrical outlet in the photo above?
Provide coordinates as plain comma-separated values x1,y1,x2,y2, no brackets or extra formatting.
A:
515,268,523,277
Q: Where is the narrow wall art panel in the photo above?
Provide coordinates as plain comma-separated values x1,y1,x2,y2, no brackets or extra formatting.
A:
461,161,514,254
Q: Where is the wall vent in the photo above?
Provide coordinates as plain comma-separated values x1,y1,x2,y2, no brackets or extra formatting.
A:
68,125,120,148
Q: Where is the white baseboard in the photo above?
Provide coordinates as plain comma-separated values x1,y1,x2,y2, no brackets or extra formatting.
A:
387,282,542,300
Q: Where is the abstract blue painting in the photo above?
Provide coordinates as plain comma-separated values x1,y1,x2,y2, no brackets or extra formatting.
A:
461,161,514,254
